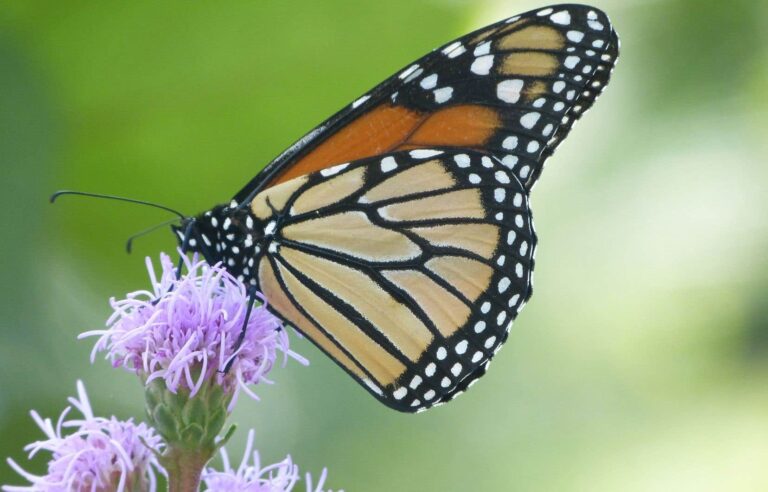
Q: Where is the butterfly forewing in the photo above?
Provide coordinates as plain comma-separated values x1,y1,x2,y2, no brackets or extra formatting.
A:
234,4,619,203
248,149,535,412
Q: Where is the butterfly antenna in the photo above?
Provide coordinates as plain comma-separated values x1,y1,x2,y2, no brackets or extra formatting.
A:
125,218,181,254
50,190,187,220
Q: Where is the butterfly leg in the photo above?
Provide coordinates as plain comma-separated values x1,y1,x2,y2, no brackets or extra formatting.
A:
151,220,197,307
175,219,197,280
223,284,259,373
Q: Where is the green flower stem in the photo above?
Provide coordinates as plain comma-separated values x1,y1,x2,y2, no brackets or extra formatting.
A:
143,371,236,491
162,447,211,492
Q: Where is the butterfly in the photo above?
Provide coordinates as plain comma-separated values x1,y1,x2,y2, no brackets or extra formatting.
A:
174,4,619,413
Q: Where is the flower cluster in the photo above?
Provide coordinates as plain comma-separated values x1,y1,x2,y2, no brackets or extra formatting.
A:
201,430,337,492
3,253,340,491
4,381,163,492
3,384,339,492
83,254,305,404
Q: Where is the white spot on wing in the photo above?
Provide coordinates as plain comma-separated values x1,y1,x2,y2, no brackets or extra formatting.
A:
455,340,468,354
502,155,518,169
399,64,420,80
320,162,349,177
404,67,424,83
588,20,605,31
497,79,524,103
364,379,383,395
470,55,494,75
447,45,466,58
520,112,541,129
484,336,497,349
453,154,471,168
502,136,518,150
380,156,398,172
409,149,443,159
567,30,584,42
420,73,438,89
441,41,461,55
513,193,523,207
564,56,580,69
352,95,370,108
473,41,491,56
550,11,571,25
434,86,454,103
498,277,511,293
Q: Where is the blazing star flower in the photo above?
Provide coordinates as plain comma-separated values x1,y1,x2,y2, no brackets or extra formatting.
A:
3,381,164,492
81,252,308,485
83,253,305,405
201,430,341,492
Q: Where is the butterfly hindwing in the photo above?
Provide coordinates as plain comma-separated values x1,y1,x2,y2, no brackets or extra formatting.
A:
250,149,536,412
234,4,619,203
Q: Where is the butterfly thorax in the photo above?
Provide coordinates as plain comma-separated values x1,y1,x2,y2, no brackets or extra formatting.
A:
176,203,264,286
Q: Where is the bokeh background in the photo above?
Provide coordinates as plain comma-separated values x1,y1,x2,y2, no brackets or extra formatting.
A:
1,0,767,490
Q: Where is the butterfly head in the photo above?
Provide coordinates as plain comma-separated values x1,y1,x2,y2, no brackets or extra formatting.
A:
173,202,262,285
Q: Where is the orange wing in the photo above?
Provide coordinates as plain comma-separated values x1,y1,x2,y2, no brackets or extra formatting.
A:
233,4,619,203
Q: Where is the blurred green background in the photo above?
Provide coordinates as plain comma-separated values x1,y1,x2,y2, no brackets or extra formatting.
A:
1,0,767,490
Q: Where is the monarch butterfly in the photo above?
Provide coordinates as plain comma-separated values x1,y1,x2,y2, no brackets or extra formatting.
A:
170,4,619,413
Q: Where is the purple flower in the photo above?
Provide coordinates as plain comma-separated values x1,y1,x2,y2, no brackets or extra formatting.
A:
3,381,164,492
201,430,341,492
82,253,306,404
